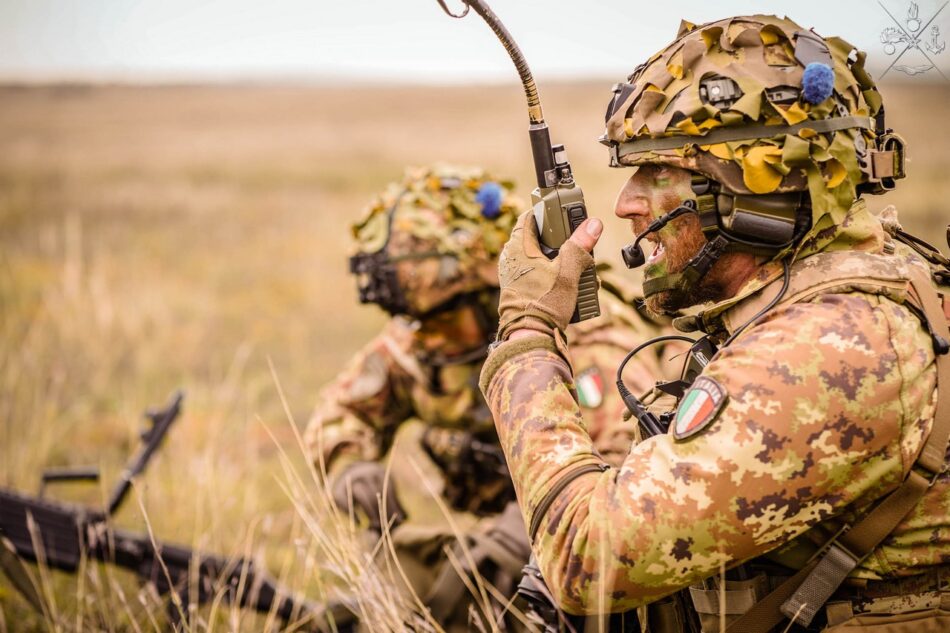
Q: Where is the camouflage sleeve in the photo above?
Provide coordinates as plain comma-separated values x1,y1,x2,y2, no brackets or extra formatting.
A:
570,341,640,468
305,325,414,475
484,292,936,614
568,283,686,468
570,328,686,468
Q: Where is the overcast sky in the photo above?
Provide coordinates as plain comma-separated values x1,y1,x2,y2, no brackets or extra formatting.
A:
1,0,947,82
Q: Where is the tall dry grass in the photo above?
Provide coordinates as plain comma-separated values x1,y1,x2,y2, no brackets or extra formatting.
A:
0,205,523,631
1,79,948,629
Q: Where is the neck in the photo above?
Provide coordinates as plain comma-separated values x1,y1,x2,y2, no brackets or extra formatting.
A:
416,302,492,359
716,252,765,301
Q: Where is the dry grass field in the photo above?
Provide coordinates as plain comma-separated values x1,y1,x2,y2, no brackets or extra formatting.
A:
1,79,948,630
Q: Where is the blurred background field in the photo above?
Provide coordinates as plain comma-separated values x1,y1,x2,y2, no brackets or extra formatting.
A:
1,78,948,629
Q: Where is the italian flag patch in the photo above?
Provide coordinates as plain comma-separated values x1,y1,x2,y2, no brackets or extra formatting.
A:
575,367,604,409
673,376,727,441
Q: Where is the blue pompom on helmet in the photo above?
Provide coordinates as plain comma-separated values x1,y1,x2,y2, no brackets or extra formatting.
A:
349,166,521,316
476,181,504,219
802,62,835,104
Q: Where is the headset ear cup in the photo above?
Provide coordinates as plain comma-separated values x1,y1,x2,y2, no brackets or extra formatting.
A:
795,200,814,240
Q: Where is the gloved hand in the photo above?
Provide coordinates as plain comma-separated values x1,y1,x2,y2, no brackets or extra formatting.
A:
330,460,405,533
496,211,601,342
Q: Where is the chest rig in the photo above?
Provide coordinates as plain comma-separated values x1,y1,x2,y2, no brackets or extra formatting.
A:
615,234,950,632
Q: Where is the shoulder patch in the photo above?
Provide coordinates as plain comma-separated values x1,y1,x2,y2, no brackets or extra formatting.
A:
575,366,605,408
672,376,727,441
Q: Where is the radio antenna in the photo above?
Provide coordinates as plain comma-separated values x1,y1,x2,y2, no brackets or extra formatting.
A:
436,0,544,125
434,0,601,322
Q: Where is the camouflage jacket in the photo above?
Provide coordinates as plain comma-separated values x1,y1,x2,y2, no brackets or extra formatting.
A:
305,270,678,507
480,204,946,615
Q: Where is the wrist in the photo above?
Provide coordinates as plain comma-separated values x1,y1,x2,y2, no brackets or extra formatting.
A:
507,329,550,342
496,314,558,343
480,335,561,396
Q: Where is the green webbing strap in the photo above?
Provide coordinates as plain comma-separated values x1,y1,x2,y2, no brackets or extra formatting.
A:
642,271,690,297
612,115,874,158
723,561,818,633
780,469,931,626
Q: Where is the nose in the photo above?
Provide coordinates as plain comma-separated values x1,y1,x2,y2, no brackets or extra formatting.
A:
614,175,650,220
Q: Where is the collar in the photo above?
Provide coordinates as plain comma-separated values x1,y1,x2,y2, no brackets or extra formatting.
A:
672,259,786,338
675,247,912,345
672,198,887,338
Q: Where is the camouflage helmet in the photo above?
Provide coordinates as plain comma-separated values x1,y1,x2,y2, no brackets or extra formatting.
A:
349,165,521,317
602,15,906,239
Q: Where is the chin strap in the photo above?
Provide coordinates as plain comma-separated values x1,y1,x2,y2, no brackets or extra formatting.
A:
638,175,810,300
641,234,732,298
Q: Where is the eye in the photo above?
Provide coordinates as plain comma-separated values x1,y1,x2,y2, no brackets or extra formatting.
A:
653,166,673,185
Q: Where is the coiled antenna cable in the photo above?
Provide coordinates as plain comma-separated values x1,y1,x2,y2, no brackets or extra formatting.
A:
435,0,544,125
435,0,602,322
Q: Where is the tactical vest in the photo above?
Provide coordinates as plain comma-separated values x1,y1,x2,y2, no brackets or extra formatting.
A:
700,237,950,632
516,230,950,633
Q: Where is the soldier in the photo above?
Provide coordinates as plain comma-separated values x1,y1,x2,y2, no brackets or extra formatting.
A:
480,15,950,633
305,165,677,631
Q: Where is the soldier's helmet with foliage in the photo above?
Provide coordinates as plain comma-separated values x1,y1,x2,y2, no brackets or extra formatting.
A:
349,165,521,317
602,15,905,242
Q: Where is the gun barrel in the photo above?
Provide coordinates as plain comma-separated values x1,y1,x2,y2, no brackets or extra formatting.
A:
1,487,324,628
105,527,320,624
106,390,183,515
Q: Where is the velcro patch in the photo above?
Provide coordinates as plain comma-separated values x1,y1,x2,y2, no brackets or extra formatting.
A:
673,376,727,441
575,366,604,409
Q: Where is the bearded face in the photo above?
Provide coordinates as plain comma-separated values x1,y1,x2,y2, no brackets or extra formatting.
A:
614,165,732,316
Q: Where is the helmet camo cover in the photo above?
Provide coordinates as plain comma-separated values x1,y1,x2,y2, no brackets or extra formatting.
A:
350,165,521,315
603,15,902,227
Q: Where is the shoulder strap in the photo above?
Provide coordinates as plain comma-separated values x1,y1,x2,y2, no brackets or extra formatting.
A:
727,267,950,632
908,265,950,473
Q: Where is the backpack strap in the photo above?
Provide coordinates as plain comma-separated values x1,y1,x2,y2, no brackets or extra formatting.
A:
727,267,950,632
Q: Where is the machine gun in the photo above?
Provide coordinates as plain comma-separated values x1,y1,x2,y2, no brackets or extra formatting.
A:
0,391,327,629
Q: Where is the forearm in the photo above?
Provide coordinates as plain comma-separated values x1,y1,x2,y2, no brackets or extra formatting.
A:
305,407,382,476
484,344,605,526
485,344,638,613
481,312,914,614
485,347,746,613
